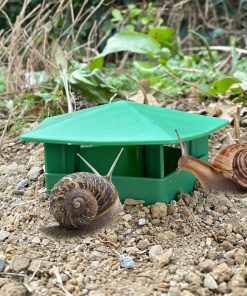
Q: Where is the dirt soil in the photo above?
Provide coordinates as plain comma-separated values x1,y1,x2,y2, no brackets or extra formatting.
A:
1,124,247,296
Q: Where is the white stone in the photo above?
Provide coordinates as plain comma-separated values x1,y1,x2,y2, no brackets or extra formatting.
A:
0,230,11,241
31,236,41,244
27,166,43,181
204,274,218,290
149,245,163,262
138,218,146,225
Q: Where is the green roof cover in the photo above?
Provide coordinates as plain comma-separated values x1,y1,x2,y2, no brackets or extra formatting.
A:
21,100,228,145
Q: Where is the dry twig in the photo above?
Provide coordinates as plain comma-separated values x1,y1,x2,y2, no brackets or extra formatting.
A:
234,106,241,144
0,107,17,151
53,265,73,296
60,68,74,113
73,0,105,50
0,272,27,278
187,46,247,55
29,260,42,282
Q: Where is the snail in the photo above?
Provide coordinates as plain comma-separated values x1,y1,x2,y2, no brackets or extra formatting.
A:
175,130,247,193
49,148,124,229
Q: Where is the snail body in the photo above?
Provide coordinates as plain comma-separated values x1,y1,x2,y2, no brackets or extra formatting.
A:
49,149,123,229
175,130,247,193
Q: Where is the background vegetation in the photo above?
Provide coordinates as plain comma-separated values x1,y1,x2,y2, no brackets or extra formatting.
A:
0,0,247,137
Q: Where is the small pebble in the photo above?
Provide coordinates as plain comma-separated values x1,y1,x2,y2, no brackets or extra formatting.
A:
138,218,146,225
204,274,218,290
85,283,99,290
151,202,167,219
31,236,41,244
1,202,8,209
0,230,11,241
14,197,23,204
27,166,43,181
122,214,132,222
119,255,135,269
149,245,163,262
212,263,233,283
90,261,100,269
16,179,28,190
136,239,150,250
226,224,233,235
88,291,106,296
157,248,173,267
0,282,28,296
28,259,41,273
0,258,5,272
168,285,181,296
18,239,25,246
60,251,67,260
60,273,69,283
82,288,89,295
41,239,50,246
198,259,216,273
11,255,30,272
206,237,212,247
233,248,246,264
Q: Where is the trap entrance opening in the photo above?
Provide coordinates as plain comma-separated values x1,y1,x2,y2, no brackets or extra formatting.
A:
77,136,208,179
42,136,209,204
78,145,182,179
44,135,208,191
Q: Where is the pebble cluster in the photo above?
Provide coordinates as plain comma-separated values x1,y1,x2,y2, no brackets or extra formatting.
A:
0,128,247,296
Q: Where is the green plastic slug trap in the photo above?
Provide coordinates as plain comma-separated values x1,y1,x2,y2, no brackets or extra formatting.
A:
21,100,228,204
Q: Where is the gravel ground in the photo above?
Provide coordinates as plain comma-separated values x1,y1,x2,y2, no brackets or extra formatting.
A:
1,125,247,296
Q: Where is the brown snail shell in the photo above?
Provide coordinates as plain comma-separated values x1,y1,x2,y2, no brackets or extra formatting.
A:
211,144,247,188
49,149,123,229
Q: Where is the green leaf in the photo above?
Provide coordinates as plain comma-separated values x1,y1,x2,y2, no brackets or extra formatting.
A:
207,77,241,96
0,68,6,92
67,64,118,103
129,8,142,18
133,61,154,70
141,17,149,25
106,75,135,91
149,27,176,51
111,9,123,22
125,24,135,32
190,30,215,70
149,27,178,53
89,57,104,71
183,56,193,68
233,96,247,104
157,48,171,64
96,32,161,58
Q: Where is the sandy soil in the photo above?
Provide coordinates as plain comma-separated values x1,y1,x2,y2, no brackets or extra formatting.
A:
1,125,247,296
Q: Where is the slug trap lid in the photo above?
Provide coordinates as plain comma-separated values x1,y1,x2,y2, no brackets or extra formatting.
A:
21,100,228,145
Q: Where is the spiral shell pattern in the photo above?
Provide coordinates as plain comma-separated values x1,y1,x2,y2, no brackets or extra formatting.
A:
211,144,247,189
50,172,118,228
233,149,247,188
